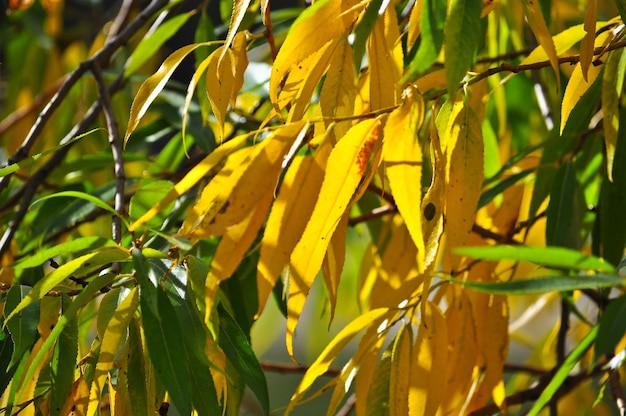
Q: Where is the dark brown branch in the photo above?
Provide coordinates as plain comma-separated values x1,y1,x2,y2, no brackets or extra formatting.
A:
609,367,626,415
349,205,397,226
261,361,341,377
91,63,126,250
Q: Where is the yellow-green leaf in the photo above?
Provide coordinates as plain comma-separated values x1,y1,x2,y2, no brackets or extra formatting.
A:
320,38,357,139
287,118,381,359
129,134,248,232
256,136,332,318
444,0,482,95
321,213,348,324
269,0,365,108
602,49,623,182
206,46,235,141
219,0,251,64
87,288,139,416
444,98,484,270
383,87,425,273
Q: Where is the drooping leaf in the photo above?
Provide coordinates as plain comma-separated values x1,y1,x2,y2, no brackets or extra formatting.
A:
179,121,306,239
287,118,381,359
12,237,115,269
256,135,331,318
125,41,218,145
579,0,597,81
219,0,251,64
521,0,560,86
389,324,412,415
560,62,602,134
449,273,623,295
384,88,425,272
49,296,78,416
126,318,151,416
368,4,403,110
409,302,448,415
87,288,139,416
269,0,366,108
595,294,626,361
601,48,623,182
32,191,127,226
129,134,248,232
286,308,392,414
3,286,39,369
403,0,447,82
444,0,482,95
218,306,269,415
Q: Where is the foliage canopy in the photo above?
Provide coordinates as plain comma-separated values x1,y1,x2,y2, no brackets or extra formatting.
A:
2,0,626,414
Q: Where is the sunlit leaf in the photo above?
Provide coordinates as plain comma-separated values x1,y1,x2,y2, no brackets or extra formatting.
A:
601,48,623,182
389,324,412,415
560,62,602,134
521,0,560,86
287,118,381,359
579,0,597,81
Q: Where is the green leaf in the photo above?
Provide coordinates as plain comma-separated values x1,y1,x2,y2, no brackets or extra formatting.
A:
444,0,482,95
219,305,270,415
351,0,384,71
595,295,626,361
4,247,130,323
454,245,615,272
527,326,599,416
13,237,115,269
366,346,392,416
478,169,534,209
132,248,192,416
32,191,128,227
0,129,101,177
125,12,194,76
13,273,116,404
545,161,585,249
126,318,151,416
129,179,175,229
3,286,39,369
49,295,78,416
448,274,623,295
614,0,626,24
0,323,16,396
402,0,447,83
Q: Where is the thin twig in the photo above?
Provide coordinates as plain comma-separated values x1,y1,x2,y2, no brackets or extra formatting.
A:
336,394,356,416
349,205,396,226
261,361,341,377
91,64,126,249
609,368,626,415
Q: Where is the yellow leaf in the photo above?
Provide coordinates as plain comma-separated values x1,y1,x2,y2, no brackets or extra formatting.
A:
60,377,90,416
368,5,403,110
256,135,332,318
369,217,421,310
322,213,348,324
390,325,412,416
602,49,623,182
560,62,602,134
129,134,248,232
269,0,366,108
409,302,448,415
520,20,611,66
206,336,228,404
204,193,273,319
206,46,236,141
277,42,336,121
444,98,484,270
320,38,357,140
438,291,480,415
125,42,217,146
219,0,251,63
230,31,249,107
180,121,307,239
287,118,381,359
407,0,423,51
384,87,426,273
580,0,597,82
422,124,446,271
88,288,139,416
521,0,560,86
353,323,390,416
481,0,498,17
286,308,392,414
